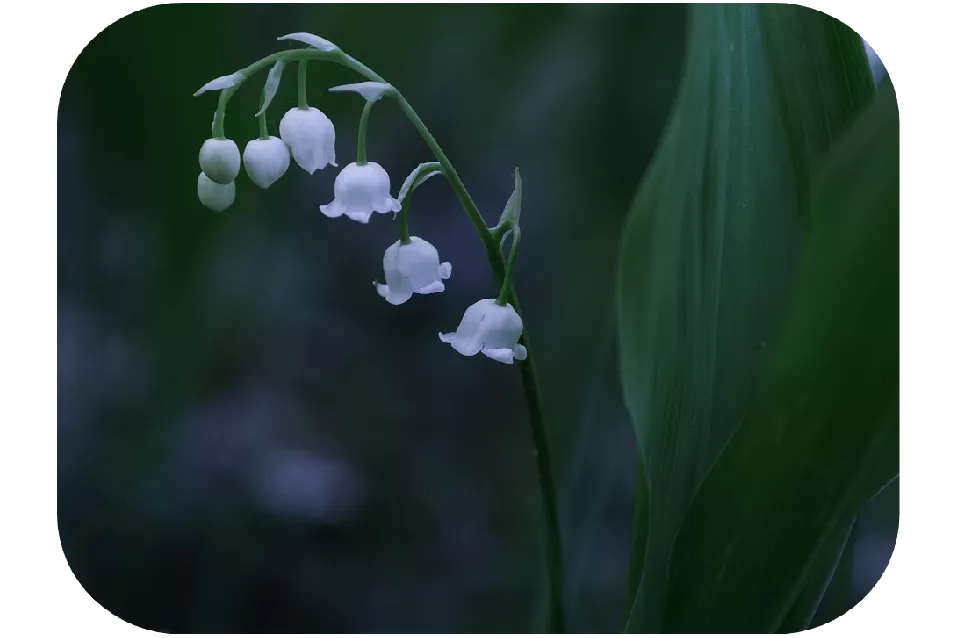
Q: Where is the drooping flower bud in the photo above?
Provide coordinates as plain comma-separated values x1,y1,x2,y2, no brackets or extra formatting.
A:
375,237,452,305
242,136,290,189
320,162,400,223
278,107,336,174
439,299,528,364
198,138,241,185
197,172,235,212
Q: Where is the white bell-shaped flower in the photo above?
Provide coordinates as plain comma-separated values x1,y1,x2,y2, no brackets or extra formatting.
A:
243,136,290,189
197,172,235,212
375,237,452,305
320,162,401,223
279,107,336,174
439,299,528,364
199,138,241,185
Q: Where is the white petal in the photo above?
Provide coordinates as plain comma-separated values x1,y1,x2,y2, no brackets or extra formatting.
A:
416,281,445,295
513,344,528,360
344,208,375,223
476,302,524,350
382,243,413,298
439,262,452,280
481,348,517,364
279,107,336,174
449,336,482,357
243,136,290,188
377,197,401,214
277,32,338,52
397,238,442,290
197,172,235,212
328,82,395,102
457,300,491,335
438,331,482,357
376,282,412,305
319,202,344,218
323,163,398,223
199,138,241,184
382,240,402,269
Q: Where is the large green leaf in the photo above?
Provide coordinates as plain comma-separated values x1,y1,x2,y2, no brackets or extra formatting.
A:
776,517,854,632
616,4,873,631
661,78,899,632
758,4,875,224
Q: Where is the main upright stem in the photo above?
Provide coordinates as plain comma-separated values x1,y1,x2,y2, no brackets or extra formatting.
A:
342,52,567,635
391,90,567,636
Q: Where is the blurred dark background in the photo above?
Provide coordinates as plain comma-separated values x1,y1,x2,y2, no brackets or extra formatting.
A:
57,4,896,632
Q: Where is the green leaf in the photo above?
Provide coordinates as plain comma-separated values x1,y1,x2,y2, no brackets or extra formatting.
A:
661,78,898,633
616,5,874,631
255,60,285,117
498,167,523,228
398,161,443,204
277,32,338,52
192,71,243,97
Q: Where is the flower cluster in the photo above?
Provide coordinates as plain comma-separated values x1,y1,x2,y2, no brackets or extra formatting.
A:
188,37,562,631
192,37,527,364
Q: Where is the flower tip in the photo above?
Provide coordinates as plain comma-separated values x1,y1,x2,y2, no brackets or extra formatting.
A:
277,32,339,52
345,210,374,224
328,81,395,102
481,348,517,364
417,281,445,295
377,282,411,305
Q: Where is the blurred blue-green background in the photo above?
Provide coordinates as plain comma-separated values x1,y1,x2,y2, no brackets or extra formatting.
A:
58,4,896,632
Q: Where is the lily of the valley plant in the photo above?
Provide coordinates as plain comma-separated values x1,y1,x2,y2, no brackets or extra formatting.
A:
192,32,566,631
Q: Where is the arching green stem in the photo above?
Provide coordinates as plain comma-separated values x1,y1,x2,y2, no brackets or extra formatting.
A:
356,100,374,166
213,89,229,139
257,87,269,140
201,45,566,633
398,201,412,245
298,60,308,109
